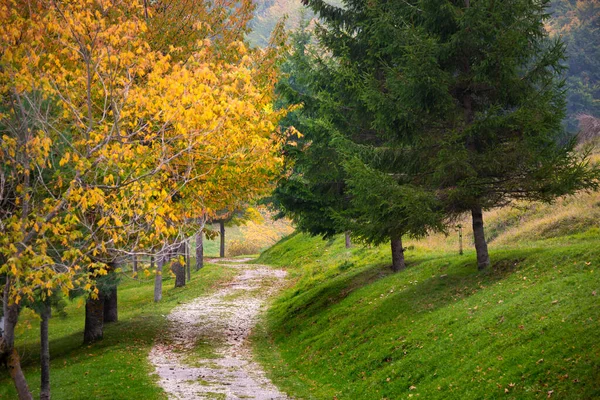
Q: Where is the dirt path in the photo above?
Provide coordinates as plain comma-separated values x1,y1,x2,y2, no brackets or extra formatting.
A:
149,261,289,400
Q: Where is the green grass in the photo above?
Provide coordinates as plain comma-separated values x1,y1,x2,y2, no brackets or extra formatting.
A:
0,263,236,399
254,232,600,399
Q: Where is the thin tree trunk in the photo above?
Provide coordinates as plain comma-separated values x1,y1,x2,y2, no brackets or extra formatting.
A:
83,291,104,344
1,278,32,400
103,286,118,323
185,241,191,282
154,255,163,302
219,220,225,258
40,303,51,400
345,231,351,249
471,206,490,270
391,237,406,272
195,231,204,270
132,254,138,274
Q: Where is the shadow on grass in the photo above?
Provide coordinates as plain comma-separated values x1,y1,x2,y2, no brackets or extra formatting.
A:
371,248,546,320
15,314,163,370
274,248,548,336
279,263,394,324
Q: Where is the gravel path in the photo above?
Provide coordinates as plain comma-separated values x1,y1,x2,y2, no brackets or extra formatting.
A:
149,261,289,400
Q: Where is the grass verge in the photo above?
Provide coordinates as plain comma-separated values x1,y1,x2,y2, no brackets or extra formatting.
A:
254,232,600,399
0,263,236,399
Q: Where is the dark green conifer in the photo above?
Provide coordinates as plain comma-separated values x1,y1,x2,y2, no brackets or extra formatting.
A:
303,0,598,270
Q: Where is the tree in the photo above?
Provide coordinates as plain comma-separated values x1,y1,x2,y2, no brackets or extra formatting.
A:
208,206,263,258
272,18,352,239
339,155,444,271
172,243,186,288
195,229,205,270
0,0,287,396
303,0,599,270
273,13,445,270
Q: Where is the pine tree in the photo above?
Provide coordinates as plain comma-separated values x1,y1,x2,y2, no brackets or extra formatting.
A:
274,14,446,270
272,19,352,238
303,0,599,270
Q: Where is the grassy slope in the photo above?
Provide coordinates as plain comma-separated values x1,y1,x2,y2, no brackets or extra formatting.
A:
254,227,600,399
0,263,235,399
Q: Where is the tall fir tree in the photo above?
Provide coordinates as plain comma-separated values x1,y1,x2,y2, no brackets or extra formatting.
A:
272,18,351,238
274,12,446,270
303,0,599,270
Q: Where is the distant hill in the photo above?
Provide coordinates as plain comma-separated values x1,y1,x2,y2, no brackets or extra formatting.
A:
247,0,342,47
248,0,307,47
248,0,599,135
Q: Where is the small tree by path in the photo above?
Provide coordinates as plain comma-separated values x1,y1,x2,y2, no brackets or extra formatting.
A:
185,241,191,282
195,231,204,271
39,303,50,400
84,291,105,345
219,221,226,258
154,254,165,303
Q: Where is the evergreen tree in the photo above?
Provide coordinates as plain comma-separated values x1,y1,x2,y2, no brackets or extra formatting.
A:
272,18,352,238
339,153,444,271
274,13,445,270
303,0,599,270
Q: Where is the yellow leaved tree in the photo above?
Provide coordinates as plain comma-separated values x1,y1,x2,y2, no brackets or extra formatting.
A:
0,0,286,397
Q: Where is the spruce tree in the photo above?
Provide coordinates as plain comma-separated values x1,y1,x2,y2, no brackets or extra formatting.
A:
275,15,445,270
303,0,598,270
272,19,352,238
339,154,444,271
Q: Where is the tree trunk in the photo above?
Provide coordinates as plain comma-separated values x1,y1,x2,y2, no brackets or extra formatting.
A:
391,237,406,272
195,231,204,270
8,349,31,400
172,250,186,288
1,279,32,400
103,285,118,323
154,255,163,302
132,254,138,274
185,241,191,282
219,220,225,258
345,231,351,249
84,291,104,344
471,206,490,270
40,303,51,400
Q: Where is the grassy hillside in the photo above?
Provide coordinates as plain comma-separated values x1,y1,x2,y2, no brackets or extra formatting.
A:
0,264,235,399
254,201,600,398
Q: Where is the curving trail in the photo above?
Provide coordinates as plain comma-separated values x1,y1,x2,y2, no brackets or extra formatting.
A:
149,259,289,400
